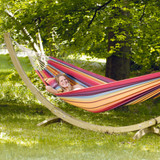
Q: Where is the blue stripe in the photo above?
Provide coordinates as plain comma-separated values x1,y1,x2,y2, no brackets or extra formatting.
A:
46,64,88,88
59,78,160,100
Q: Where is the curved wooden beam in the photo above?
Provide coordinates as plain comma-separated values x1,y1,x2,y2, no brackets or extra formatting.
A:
4,33,160,134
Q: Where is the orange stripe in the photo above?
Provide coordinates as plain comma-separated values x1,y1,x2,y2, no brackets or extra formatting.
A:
46,66,59,75
61,79,160,103
39,71,48,79
127,88,160,105
60,80,160,111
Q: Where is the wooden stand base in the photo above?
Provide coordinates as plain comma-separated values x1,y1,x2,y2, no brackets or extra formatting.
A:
38,117,160,140
37,117,62,127
133,126,160,140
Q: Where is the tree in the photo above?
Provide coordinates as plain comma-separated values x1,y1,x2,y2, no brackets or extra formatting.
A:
0,0,160,79
105,1,131,80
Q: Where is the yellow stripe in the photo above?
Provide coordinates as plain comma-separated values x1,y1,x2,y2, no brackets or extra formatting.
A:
61,79,160,104
127,88,160,105
46,66,59,75
63,87,160,112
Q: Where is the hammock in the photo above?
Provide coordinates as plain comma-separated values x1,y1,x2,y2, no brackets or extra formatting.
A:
4,33,160,139
10,36,160,113
34,56,160,113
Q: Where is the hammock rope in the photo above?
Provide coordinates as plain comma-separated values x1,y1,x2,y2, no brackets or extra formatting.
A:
13,40,48,70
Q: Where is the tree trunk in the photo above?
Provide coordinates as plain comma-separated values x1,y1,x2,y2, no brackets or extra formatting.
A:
106,30,130,80
105,5,131,80
106,54,130,80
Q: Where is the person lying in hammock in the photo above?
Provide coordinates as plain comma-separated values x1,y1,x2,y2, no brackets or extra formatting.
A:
46,73,85,94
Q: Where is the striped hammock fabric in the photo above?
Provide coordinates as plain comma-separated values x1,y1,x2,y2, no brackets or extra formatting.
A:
36,56,160,113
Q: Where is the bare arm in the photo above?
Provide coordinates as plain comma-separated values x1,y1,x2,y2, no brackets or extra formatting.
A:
73,84,85,90
46,86,58,94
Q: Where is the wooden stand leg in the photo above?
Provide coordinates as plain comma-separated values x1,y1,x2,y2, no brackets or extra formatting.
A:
37,117,62,127
133,126,160,140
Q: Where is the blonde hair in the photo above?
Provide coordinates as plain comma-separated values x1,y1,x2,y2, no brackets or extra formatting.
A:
55,73,72,92
55,73,68,84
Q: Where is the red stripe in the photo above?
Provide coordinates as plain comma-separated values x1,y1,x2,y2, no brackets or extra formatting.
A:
35,70,48,86
48,60,101,86
51,57,115,83
89,85,160,113
58,72,160,96
43,70,53,78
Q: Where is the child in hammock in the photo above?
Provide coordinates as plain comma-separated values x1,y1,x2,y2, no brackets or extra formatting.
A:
46,73,85,94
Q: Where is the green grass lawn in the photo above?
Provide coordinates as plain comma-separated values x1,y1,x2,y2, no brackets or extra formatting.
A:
0,54,160,160
0,54,32,81
0,104,160,160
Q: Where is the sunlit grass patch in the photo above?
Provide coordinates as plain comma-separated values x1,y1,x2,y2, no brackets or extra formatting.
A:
0,104,160,160
0,131,38,147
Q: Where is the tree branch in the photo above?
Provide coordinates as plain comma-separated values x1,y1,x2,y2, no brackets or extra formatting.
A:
4,9,41,53
139,4,146,22
88,0,113,27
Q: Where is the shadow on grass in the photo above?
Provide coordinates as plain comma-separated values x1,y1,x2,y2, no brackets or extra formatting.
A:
4,96,157,128
54,97,160,127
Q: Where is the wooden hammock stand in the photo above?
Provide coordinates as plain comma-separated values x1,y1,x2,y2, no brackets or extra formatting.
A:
4,33,160,140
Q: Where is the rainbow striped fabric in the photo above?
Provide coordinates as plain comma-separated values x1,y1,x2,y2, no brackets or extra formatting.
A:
36,56,160,113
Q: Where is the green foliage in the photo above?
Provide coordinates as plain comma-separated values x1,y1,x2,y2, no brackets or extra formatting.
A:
0,55,41,105
6,69,21,82
0,82,37,105
0,0,160,72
